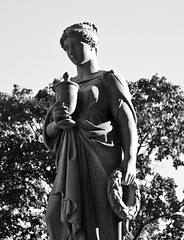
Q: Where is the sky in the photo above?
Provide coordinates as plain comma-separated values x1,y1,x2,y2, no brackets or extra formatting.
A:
0,0,183,197
0,0,184,94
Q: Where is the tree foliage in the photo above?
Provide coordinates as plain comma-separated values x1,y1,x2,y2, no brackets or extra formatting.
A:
128,75,184,239
0,75,184,239
0,84,55,239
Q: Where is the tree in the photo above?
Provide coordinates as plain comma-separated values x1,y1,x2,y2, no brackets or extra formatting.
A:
128,74,184,239
0,75,184,239
0,84,55,239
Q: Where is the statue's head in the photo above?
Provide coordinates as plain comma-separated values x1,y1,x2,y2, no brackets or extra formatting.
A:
60,22,99,54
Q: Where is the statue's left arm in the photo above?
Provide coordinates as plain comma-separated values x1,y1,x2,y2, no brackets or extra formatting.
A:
106,71,138,184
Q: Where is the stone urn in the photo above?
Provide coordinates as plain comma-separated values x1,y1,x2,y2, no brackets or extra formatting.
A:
54,72,79,129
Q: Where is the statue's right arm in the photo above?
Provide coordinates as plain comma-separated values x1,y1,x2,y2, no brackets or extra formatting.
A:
43,109,62,151
46,121,60,139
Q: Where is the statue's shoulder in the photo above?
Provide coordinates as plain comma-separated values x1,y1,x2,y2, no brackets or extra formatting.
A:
103,70,128,90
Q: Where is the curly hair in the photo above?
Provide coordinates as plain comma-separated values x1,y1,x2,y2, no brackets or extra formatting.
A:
60,22,99,54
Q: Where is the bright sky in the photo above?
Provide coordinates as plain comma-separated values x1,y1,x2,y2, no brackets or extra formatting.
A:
0,0,184,94
0,0,183,198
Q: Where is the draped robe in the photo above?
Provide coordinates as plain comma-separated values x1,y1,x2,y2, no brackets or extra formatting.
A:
43,70,137,240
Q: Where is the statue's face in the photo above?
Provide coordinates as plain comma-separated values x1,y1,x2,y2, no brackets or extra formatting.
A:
63,37,94,66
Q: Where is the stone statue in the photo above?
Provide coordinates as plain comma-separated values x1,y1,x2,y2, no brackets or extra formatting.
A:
43,22,139,240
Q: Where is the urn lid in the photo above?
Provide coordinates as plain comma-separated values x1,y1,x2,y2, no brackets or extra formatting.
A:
54,72,79,90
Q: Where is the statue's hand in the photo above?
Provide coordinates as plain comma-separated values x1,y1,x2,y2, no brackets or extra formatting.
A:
119,160,136,185
52,101,70,124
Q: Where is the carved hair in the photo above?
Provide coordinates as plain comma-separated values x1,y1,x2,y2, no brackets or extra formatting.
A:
60,22,99,53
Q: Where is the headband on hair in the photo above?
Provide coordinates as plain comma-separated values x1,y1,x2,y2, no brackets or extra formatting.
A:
60,22,99,52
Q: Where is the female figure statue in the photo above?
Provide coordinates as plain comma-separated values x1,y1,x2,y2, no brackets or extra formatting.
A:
43,22,138,240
